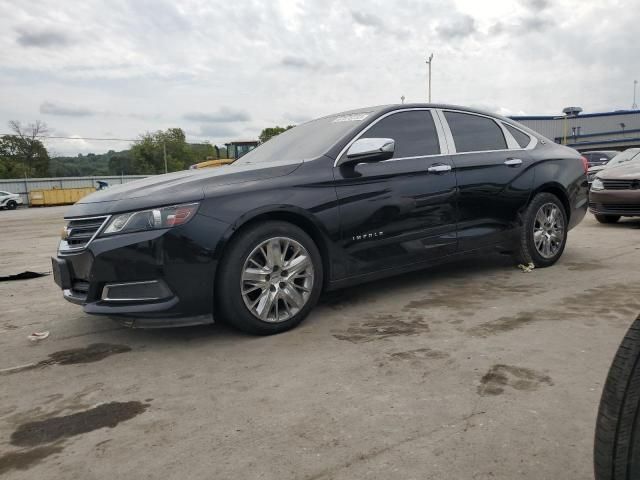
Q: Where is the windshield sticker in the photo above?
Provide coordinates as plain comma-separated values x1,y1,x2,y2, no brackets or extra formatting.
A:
332,113,369,123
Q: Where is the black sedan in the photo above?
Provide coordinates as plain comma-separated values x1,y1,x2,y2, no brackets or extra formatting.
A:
52,104,588,334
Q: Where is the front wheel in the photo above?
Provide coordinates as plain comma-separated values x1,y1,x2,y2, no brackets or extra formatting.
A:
514,192,568,268
6,201,17,210
216,221,323,335
595,214,620,224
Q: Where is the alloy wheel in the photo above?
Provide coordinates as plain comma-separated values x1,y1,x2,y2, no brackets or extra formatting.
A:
533,202,565,259
240,237,314,323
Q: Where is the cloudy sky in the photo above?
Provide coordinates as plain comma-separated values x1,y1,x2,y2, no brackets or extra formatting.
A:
0,0,638,155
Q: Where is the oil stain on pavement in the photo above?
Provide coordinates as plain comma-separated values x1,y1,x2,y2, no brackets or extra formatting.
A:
10,401,149,447
1,344,131,376
388,348,449,361
478,364,553,396
0,444,64,475
333,313,429,343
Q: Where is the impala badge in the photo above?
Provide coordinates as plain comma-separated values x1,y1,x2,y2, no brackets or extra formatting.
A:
352,231,384,241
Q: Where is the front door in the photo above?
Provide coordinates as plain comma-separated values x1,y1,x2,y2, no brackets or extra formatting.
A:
333,109,458,277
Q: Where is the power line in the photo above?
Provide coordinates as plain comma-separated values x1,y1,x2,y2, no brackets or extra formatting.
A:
0,134,217,144
0,134,137,141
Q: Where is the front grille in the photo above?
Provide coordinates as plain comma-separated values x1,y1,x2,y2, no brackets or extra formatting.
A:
590,202,640,214
602,179,640,190
61,216,108,251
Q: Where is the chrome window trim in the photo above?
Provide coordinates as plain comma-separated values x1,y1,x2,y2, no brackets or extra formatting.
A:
500,121,537,150
499,122,521,149
333,107,445,167
438,108,538,155
58,215,111,254
101,280,167,302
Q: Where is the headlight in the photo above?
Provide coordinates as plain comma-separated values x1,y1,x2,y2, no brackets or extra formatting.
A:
591,178,604,191
101,203,199,236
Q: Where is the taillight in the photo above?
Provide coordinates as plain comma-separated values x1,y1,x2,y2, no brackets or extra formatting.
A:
580,156,589,173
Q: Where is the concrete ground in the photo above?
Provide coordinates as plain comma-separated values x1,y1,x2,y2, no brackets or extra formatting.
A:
1,206,639,480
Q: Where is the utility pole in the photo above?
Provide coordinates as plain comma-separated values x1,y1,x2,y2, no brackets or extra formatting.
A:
163,141,167,174
426,53,434,102
633,80,638,110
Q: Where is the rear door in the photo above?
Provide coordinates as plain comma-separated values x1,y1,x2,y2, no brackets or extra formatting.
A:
439,110,535,250
333,109,458,277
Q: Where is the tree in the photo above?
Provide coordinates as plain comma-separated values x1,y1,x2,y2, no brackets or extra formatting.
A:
258,125,295,144
130,128,219,173
0,120,50,178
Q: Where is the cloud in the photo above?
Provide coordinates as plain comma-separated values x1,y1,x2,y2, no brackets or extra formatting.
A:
526,0,550,10
279,56,343,73
351,11,384,29
195,124,238,138
40,101,95,117
183,107,250,123
435,14,476,39
16,29,73,48
350,10,410,39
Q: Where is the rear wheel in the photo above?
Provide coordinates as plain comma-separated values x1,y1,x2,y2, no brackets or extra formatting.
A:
514,192,568,267
6,200,17,210
594,315,640,479
595,214,620,224
216,221,323,335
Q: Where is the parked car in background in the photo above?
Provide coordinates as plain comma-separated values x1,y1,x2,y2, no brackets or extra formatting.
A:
588,148,640,184
51,104,588,334
589,155,640,223
0,191,23,210
583,150,618,168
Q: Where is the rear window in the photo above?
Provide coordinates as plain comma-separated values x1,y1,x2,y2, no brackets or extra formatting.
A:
445,112,507,153
504,124,531,148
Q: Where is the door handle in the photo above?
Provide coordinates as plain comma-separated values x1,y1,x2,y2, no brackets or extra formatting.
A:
427,164,452,173
504,158,523,167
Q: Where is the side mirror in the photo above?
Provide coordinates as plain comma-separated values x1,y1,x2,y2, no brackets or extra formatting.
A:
337,138,395,167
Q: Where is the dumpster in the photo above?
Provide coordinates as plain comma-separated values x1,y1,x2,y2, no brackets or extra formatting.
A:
29,187,96,207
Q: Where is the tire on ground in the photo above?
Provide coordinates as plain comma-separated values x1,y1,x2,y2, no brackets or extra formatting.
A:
594,314,640,480
595,214,620,224
216,220,323,335
514,192,568,267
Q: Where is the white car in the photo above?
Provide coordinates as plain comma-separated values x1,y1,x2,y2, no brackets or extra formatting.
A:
0,190,24,210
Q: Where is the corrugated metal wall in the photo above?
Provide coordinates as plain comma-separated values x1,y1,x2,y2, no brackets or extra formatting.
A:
0,175,148,206
512,111,640,150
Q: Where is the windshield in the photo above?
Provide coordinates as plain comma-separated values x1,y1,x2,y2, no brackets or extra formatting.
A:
235,112,372,164
605,149,640,168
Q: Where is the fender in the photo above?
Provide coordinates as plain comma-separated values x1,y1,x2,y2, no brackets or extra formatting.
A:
210,203,344,284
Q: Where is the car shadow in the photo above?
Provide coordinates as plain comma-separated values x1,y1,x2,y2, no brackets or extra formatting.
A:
89,253,517,346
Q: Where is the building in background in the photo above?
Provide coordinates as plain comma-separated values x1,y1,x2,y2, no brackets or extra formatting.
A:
511,108,640,152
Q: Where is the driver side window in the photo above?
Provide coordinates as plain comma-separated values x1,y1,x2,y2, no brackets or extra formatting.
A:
361,111,440,159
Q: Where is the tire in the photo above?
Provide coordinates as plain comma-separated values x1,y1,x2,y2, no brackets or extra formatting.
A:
514,192,568,267
596,214,621,224
216,221,323,335
6,200,17,210
594,315,640,480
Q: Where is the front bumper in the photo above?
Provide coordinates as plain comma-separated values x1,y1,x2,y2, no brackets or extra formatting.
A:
589,190,640,217
52,213,230,327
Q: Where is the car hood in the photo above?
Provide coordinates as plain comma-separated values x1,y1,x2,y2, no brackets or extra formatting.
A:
598,162,640,180
65,159,302,218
